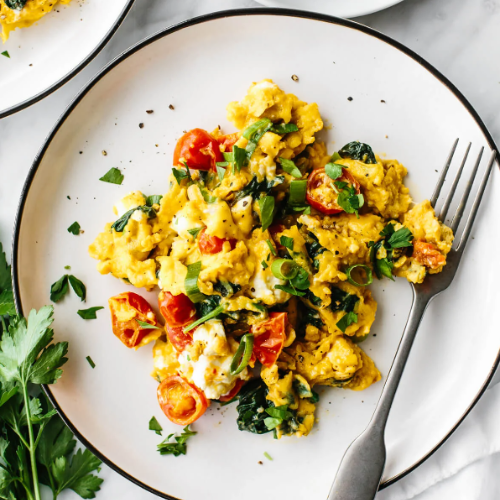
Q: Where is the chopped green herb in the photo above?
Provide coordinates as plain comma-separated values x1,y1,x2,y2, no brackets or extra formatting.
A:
111,205,157,232
264,405,294,431
258,196,275,232
77,307,104,320
86,356,96,369
243,118,272,140
68,275,86,301
1,51,10,58
280,236,294,251
67,221,81,235
99,167,123,185
233,145,248,171
331,152,342,162
187,227,203,239
264,452,273,461
64,265,71,270
149,416,163,436
50,275,69,302
146,194,163,206
261,260,268,269
136,319,161,330
279,158,302,178
172,167,190,185
157,426,196,456
336,311,358,333
325,163,344,180
336,182,364,218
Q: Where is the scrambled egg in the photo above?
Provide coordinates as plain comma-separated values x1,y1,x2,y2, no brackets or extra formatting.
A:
0,0,70,42
90,79,453,438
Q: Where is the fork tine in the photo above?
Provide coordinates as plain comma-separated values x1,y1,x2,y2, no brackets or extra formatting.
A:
431,138,459,207
457,150,497,250
439,142,471,221
450,147,484,233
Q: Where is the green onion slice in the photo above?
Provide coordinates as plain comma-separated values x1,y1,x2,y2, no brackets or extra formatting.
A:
185,262,205,303
243,119,272,140
216,165,226,181
288,180,308,206
223,152,234,162
183,304,226,333
271,259,299,281
229,334,254,375
345,264,373,287
266,239,277,256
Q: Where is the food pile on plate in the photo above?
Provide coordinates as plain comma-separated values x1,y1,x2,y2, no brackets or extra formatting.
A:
89,80,453,438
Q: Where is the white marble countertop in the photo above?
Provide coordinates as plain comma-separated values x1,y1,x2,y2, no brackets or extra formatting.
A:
1,0,500,498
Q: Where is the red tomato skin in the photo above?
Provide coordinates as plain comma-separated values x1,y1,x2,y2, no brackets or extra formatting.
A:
108,292,159,348
306,168,361,215
251,312,287,367
198,228,237,255
217,133,240,153
158,291,197,328
219,379,245,402
166,324,194,352
413,240,446,269
173,128,223,171
157,375,208,425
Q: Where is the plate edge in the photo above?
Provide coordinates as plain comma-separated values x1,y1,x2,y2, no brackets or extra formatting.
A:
0,0,137,120
10,7,500,497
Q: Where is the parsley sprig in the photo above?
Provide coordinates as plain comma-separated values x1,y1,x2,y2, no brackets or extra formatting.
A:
157,426,196,456
0,243,103,500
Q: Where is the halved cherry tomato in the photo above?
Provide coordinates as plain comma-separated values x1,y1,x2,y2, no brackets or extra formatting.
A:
157,375,208,425
108,292,159,348
217,132,240,153
166,324,194,352
198,228,237,254
173,128,223,171
306,168,361,215
251,312,287,367
219,379,245,403
158,291,197,327
412,240,446,269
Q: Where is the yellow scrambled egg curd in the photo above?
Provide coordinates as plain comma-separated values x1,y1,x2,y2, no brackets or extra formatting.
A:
90,79,453,439
0,0,70,42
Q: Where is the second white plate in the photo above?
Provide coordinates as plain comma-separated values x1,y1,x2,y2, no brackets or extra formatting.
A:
12,9,500,500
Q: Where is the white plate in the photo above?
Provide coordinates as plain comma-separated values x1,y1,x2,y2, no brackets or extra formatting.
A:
12,10,500,500
0,0,135,119
255,0,404,18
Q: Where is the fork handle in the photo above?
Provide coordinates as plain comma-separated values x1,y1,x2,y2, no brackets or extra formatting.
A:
327,289,431,500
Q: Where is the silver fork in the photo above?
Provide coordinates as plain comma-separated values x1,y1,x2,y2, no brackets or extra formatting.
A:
327,140,497,500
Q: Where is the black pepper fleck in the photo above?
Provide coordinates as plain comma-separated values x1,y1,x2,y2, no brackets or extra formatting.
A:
291,74,299,82
258,461,263,465
146,110,154,114
347,97,353,101
169,104,175,110
139,123,144,129
381,100,386,103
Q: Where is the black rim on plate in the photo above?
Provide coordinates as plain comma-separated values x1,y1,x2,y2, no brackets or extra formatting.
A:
10,8,500,498
0,0,136,120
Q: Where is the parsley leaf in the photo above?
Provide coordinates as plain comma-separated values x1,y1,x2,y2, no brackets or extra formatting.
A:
149,416,163,436
157,426,196,456
187,227,203,239
146,195,163,206
325,163,344,180
258,196,275,232
1,50,10,58
280,236,294,251
99,167,123,185
279,158,302,178
336,311,358,333
68,275,86,302
77,307,104,320
264,405,294,430
67,222,81,235
50,275,69,302
387,226,414,249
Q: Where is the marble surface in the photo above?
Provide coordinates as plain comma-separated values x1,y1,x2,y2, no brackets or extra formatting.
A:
1,0,500,498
